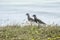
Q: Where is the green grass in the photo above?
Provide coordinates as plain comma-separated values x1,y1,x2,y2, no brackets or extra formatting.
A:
0,25,60,40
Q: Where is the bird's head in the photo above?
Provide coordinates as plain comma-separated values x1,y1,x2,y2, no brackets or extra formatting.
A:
33,15,36,17
26,13,29,16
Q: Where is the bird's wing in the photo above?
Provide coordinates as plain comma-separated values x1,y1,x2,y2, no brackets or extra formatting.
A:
30,18,34,21
37,19,46,24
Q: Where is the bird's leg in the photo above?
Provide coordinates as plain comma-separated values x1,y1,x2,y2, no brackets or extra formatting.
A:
30,21,32,26
26,21,28,24
37,22,40,28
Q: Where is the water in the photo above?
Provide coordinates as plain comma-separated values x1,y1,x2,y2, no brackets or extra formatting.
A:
0,1,60,26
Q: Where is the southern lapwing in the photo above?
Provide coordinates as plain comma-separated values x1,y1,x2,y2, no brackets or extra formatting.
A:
33,15,46,24
26,13,34,25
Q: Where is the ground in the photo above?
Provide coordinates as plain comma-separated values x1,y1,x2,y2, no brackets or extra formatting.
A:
0,25,60,40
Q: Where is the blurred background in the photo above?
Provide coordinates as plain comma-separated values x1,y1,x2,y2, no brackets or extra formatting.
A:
0,0,60,26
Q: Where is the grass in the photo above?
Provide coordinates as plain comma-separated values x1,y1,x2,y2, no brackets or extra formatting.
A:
0,25,60,40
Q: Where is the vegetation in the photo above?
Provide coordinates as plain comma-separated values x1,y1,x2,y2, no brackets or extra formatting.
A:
0,25,60,40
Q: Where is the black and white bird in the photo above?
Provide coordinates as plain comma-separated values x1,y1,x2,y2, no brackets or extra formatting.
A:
33,15,46,24
26,13,35,25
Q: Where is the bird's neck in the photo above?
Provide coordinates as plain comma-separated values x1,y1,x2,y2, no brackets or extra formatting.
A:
27,15,30,19
34,16,37,19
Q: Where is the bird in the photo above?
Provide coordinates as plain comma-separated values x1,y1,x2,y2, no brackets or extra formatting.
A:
26,13,35,25
33,15,46,24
